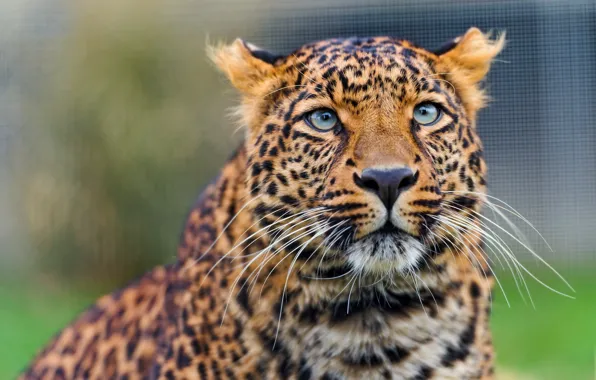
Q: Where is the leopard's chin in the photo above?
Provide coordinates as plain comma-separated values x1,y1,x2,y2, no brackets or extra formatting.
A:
345,227,425,276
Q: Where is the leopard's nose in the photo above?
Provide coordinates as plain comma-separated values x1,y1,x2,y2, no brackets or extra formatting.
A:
358,167,417,210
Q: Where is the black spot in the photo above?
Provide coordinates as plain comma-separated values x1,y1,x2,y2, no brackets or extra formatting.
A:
345,158,356,167
278,352,294,378
259,141,270,157
278,136,287,151
191,338,202,355
412,199,441,208
280,195,300,207
322,372,342,380
176,347,192,369
236,284,253,315
265,123,278,134
251,163,262,176
383,345,410,363
297,358,312,380
451,196,476,210
330,290,442,323
412,366,434,380
470,281,482,299
282,124,291,138
342,351,383,366
225,367,236,379
440,315,477,367
292,130,325,143
54,367,66,380
267,182,278,196
297,304,322,324
125,335,138,359
276,173,289,186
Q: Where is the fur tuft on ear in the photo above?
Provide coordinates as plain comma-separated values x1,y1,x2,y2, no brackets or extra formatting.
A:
207,39,278,95
440,27,506,84
437,27,505,112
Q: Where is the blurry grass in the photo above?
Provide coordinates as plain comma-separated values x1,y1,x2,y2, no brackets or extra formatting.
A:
0,268,594,379
0,284,97,378
490,268,595,379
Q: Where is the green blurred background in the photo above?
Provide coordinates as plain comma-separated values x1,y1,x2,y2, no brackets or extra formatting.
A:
0,0,594,378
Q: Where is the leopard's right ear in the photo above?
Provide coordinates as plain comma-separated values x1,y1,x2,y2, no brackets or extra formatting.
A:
208,39,282,95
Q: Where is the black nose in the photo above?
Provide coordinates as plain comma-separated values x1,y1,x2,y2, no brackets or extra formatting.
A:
359,167,417,209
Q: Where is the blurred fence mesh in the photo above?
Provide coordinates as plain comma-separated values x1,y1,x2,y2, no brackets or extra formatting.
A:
1,0,595,286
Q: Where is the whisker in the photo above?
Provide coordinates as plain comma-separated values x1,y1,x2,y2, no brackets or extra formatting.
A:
297,217,346,273
257,221,332,298
189,194,263,268
435,214,503,310
315,225,352,276
431,214,511,307
444,200,574,295
444,190,553,252
412,271,439,313
442,203,532,305
273,222,337,347
221,212,330,324
200,208,328,289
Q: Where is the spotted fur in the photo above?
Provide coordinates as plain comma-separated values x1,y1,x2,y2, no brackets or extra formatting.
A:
22,27,504,379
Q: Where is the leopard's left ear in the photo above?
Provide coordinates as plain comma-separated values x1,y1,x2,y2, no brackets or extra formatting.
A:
438,27,505,84
208,39,282,95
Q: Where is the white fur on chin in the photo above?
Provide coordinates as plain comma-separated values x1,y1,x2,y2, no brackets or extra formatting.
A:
345,233,424,276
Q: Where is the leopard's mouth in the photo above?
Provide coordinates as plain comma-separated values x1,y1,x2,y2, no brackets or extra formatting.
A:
343,222,426,275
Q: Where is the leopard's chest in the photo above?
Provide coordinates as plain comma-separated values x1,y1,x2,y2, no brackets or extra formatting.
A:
258,285,491,379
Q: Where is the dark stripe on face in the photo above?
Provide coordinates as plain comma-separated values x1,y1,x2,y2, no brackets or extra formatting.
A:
292,130,325,143
411,199,441,208
450,196,477,210
280,195,300,207
325,202,368,212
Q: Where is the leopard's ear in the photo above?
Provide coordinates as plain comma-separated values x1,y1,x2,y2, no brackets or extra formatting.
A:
439,27,505,84
208,39,282,95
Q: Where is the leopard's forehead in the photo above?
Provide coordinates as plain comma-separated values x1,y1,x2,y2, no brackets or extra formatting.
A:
286,36,437,72
272,37,450,116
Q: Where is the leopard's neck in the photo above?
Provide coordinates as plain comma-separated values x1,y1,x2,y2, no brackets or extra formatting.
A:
176,144,494,378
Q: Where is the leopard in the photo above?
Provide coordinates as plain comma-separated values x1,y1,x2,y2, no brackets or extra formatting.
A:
21,27,505,379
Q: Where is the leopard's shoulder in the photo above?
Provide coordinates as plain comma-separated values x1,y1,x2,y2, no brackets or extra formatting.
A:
21,265,178,379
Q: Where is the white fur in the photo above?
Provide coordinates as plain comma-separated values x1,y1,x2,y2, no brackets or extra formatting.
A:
345,233,425,276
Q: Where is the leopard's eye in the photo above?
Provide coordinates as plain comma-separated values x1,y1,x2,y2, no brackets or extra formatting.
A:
413,103,442,126
305,109,340,132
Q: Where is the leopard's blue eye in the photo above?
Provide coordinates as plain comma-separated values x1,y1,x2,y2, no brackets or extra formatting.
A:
413,103,442,126
306,109,339,131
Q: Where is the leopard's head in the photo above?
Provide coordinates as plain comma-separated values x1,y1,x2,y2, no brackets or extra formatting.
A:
211,28,504,276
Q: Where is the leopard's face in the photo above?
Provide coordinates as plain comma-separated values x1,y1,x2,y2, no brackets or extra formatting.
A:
213,29,504,276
